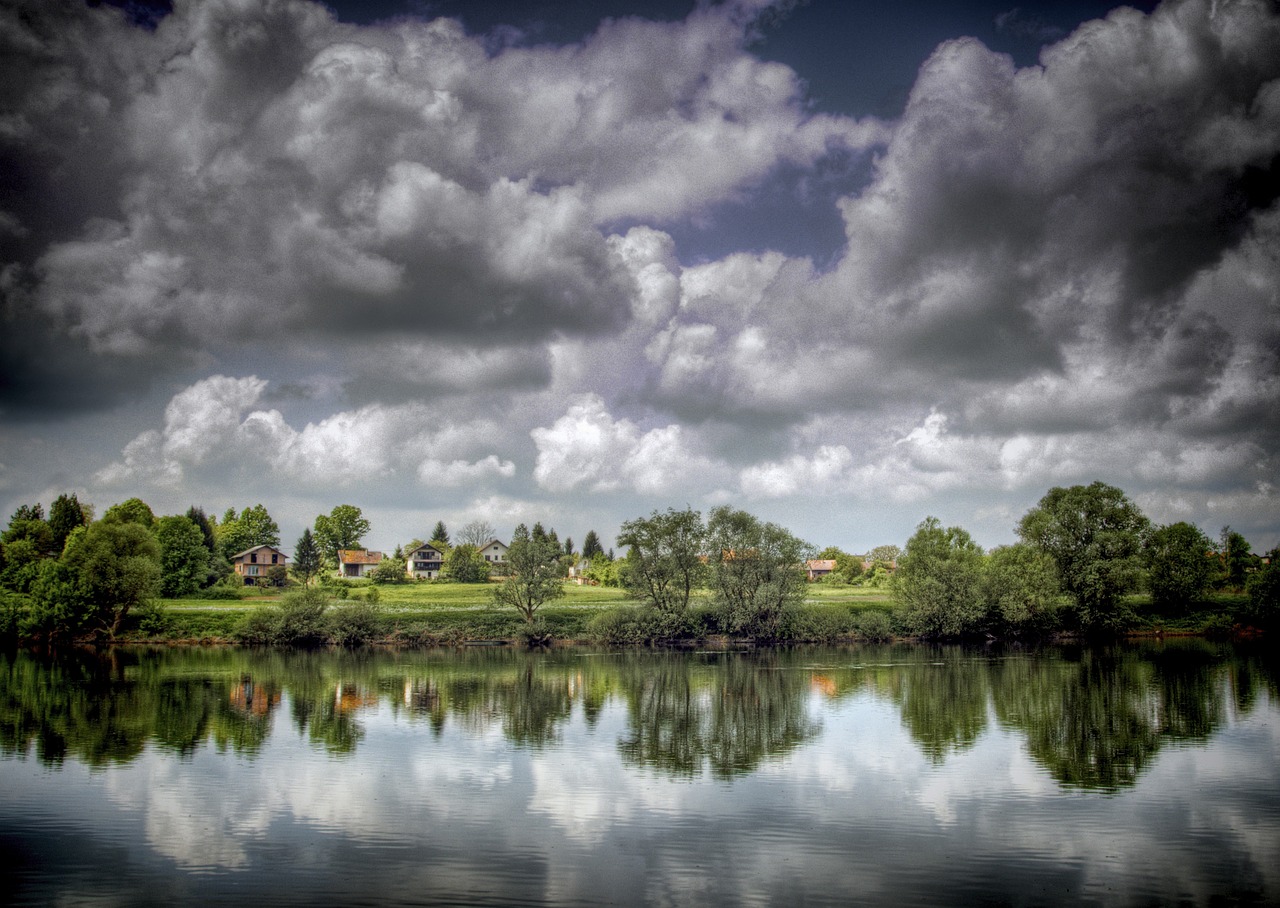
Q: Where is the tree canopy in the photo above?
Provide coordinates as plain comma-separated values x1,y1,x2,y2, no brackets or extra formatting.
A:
706,506,811,640
895,517,986,637
1145,522,1214,611
617,507,707,615
492,523,565,624
218,504,281,560
313,504,372,561
1018,482,1150,632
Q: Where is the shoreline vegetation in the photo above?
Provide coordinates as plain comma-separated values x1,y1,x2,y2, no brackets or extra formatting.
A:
22,583,1265,649
1,483,1275,650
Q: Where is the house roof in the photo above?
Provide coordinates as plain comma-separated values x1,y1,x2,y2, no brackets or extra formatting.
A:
408,542,444,556
478,538,508,551
232,544,287,560
806,560,837,571
337,549,383,565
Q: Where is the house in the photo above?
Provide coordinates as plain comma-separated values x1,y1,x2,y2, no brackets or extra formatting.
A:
477,538,509,567
567,558,593,585
232,545,289,585
337,549,383,578
407,542,446,579
806,559,836,581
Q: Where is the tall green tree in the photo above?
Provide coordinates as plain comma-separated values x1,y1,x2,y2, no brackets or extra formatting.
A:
2,508,54,559
217,504,280,560
582,530,604,560
155,515,208,598
982,543,1061,634
617,507,707,615
62,520,162,637
895,517,986,638
492,523,566,624
1018,481,1150,632
1145,522,1214,611
430,521,450,547
292,527,322,586
1218,527,1256,591
706,506,811,640
313,504,372,562
102,497,156,527
49,494,90,553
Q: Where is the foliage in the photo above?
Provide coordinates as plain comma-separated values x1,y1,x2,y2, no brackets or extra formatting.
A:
238,587,331,646
329,600,383,646
217,504,281,560
1017,481,1150,633
1144,522,1214,611
313,504,372,561
894,517,986,638
617,506,707,614
9,503,44,523
0,538,45,592
816,548,866,584
705,506,812,641
868,544,902,566
62,520,162,637
25,559,86,642
370,554,408,584
582,530,604,559
587,604,708,644
1243,551,1279,628
983,543,1062,634
430,521,450,547
292,527,322,585
102,497,156,528
853,609,895,642
585,552,620,587
2,515,55,559
439,544,491,583
1217,527,1257,591
49,493,90,553
491,523,565,624
155,515,209,598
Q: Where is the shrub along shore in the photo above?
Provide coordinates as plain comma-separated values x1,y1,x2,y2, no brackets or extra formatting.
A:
98,581,1255,649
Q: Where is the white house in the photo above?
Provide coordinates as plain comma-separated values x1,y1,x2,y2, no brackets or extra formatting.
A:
407,542,445,579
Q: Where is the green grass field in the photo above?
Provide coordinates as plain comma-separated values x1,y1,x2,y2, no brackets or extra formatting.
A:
141,579,1249,646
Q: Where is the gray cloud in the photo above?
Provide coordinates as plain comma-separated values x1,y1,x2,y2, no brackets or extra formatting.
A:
2,0,1278,552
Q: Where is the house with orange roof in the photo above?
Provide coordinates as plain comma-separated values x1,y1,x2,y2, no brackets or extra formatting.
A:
337,549,384,578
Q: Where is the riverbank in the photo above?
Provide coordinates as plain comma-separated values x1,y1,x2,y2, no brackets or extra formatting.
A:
92,582,1254,647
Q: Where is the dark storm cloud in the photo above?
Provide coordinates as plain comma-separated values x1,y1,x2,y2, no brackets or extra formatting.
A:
0,0,867,414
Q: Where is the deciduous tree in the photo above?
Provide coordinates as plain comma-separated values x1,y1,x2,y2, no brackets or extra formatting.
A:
895,517,986,638
49,494,89,553
706,506,811,640
1145,522,1214,611
492,524,565,624
617,507,707,615
1018,482,1150,632
62,520,162,637
439,544,491,583
313,505,372,562
155,515,208,598
458,520,496,548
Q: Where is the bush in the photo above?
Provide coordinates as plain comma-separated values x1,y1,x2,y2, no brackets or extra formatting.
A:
237,587,331,646
854,609,896,642
329,601,383,646
1243,554,1279,628
587,605,706,644
134,600,170,636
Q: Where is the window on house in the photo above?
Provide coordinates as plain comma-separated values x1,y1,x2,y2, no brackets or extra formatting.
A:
272,554,278,564
250,554,257,563
248,566,259,576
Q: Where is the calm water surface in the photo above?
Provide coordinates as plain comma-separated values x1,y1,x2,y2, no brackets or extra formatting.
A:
2,641,1278,906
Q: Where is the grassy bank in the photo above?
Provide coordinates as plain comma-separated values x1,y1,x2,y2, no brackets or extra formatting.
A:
108,580,1252,647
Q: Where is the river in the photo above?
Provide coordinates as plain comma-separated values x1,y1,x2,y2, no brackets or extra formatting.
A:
2,640,1278,906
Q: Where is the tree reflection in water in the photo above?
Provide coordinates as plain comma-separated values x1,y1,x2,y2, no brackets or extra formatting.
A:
0,641,1275,790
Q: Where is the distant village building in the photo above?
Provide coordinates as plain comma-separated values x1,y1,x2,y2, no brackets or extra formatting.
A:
337,549,383,578
805,559,836,581
231,545,288,585
407,542,445,580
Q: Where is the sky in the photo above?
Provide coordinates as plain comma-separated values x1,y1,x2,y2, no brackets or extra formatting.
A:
1,0,1278,556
